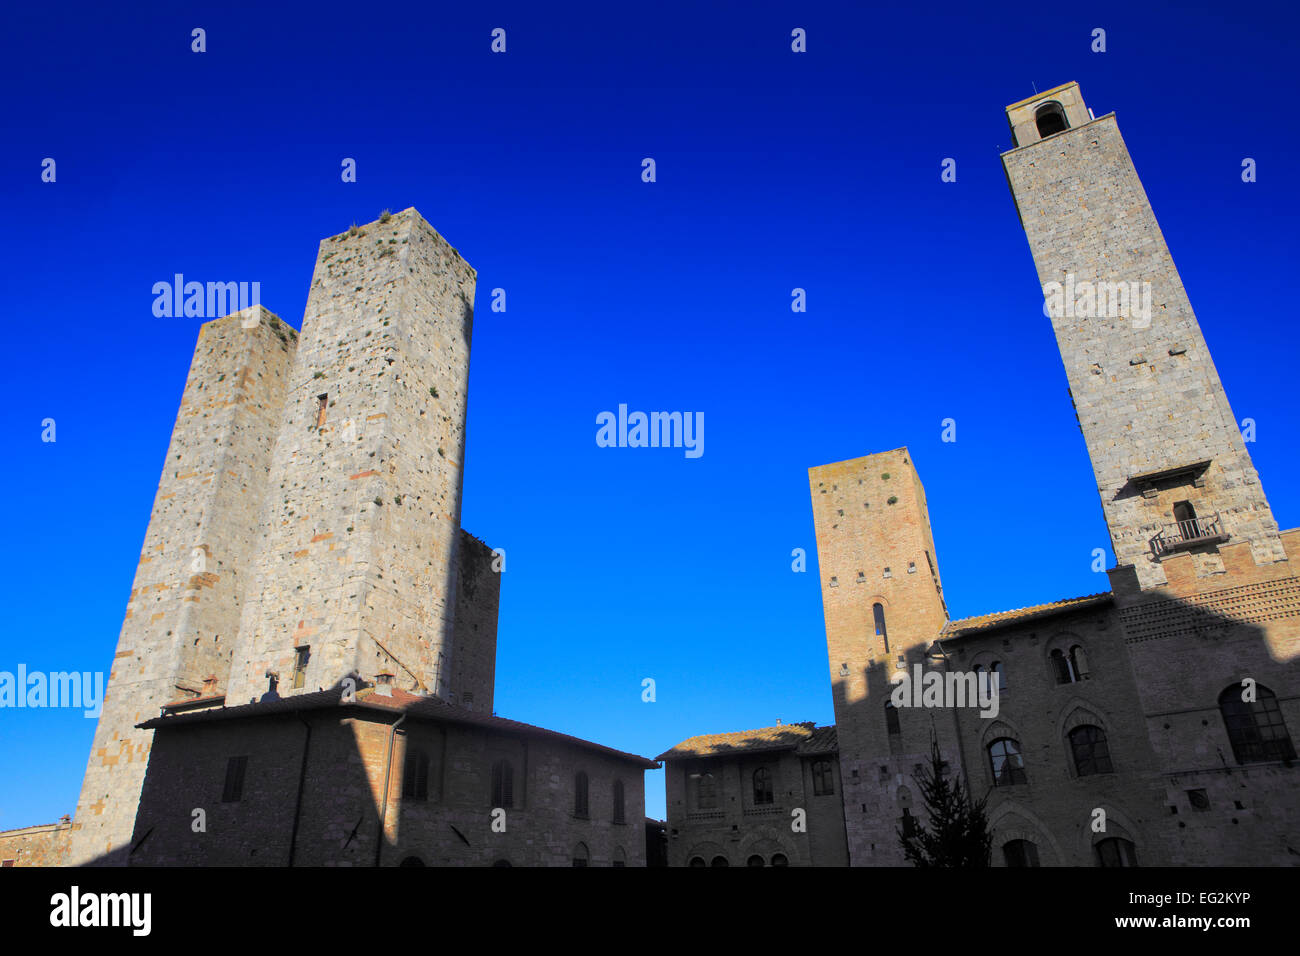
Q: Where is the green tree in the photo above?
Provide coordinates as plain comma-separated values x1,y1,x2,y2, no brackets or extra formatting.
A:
897,730,992,867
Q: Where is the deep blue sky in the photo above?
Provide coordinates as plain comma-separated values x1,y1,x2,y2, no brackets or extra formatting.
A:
2,1,1297,827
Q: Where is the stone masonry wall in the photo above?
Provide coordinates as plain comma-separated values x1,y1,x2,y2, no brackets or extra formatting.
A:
68,308,297,865
1002,100,1285,589
227,209,477,704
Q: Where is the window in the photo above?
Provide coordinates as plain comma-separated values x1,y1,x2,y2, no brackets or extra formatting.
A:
1187,789,1210,810
492,859,513,867
710,856,729,867
491,758,514,808
315,393,328,428
873,603,889,653
771,853,789,867
885,701,901,737
1035,101,1069,138
753,767,774,805
1095,837,1139,867
991,661,1006,692
1069,725,1114,776
1219,684,1296,764
291,645,310,690
1002,840,1040,867
574,771,589,818
1070,645,1090,680
900,808,918,838
399,856,425,867
988,738,1026,786
402,749,429,800
696,771,718,810
613,779,626,823
688,856,706,868
747,854,766,867
812,759,834,796
221,755,248,803
572,842,589,867
612,847,627,867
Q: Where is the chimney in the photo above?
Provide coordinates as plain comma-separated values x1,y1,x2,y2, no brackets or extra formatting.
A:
375,672,395,697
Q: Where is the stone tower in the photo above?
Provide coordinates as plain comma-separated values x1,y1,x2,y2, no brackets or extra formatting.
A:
226,209,478,704
1001,82,1287,589
808,448,954,864
69,307,298,865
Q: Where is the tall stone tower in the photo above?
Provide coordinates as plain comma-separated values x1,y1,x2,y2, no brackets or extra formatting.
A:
1001,82,1287,590
226,209,477,704
808,448,953,864
69,307,298,865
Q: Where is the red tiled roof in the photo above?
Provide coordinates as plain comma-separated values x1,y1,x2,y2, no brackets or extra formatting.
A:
138,685,657,768
941,592,1113,639
656,722,836,761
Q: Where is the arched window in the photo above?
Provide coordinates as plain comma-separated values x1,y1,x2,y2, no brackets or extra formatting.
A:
884,701,901,737
1070,645,1090,680
747,854,765,867
613,778,626,823
771,853,789,867
1219,684,1296,764
688,856,706,867
491,859,512,867
491,758,514,808
1095,837,1139,867
399,855,425,867
1035,101,1069,138
696,771,718,809
1069,725,1114,776
812,758,834,796
572,842,589,867
873,603,889,653
988,738,1027,786
612,846,627,867
1002,840,1040,867
991,661,1006,692
574,771,590,818
1050,649,1072,684
710,855,729,867
753,767,774,805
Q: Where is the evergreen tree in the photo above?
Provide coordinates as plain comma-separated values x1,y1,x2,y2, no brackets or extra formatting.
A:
897,729,992,867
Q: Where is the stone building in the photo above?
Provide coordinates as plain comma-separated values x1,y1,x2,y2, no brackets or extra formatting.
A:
0,208,657,866
664,82,1299,865
657,722,847,866
129,684,652,867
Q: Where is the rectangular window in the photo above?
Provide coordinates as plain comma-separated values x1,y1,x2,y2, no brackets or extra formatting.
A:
222,755,248,803
292,645,310,690
403,750,429,801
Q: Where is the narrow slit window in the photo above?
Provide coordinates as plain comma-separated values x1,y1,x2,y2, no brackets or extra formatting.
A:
316,393,328,428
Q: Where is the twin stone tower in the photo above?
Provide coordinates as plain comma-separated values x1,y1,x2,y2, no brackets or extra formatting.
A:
71,209,500,865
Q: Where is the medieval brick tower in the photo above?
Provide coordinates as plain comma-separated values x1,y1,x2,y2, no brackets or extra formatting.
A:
1001,82,1287,590
68,308,299,866
226,209,478,705
808,449,953,864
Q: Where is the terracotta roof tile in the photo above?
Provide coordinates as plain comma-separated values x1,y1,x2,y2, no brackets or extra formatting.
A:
942,592,1112,639
656,722,836,761
138,684,657,768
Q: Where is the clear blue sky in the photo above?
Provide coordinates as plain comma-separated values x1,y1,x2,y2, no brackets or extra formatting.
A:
2,1,1296,828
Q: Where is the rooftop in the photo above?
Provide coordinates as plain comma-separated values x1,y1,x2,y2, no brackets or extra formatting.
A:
138,685,658,769
941,591,1113,640
656,722,837,761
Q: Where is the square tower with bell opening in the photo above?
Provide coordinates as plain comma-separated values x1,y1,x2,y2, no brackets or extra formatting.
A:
1001,82,1287,590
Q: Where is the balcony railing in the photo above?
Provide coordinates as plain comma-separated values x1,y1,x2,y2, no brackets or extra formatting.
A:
1152,513,1228,557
